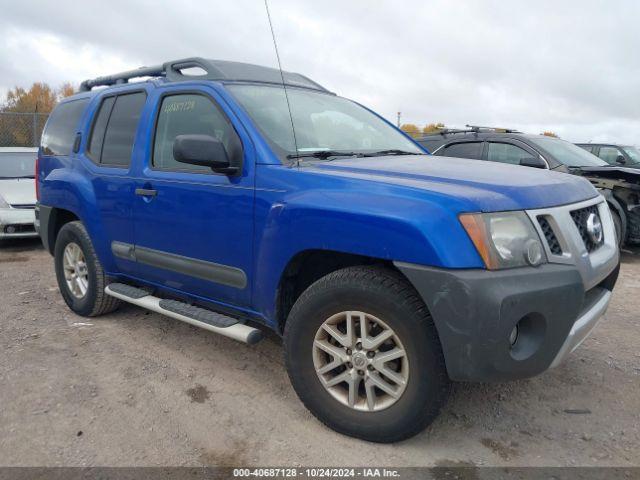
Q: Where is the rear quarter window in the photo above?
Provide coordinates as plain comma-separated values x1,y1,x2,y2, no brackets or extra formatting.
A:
41,99,89,156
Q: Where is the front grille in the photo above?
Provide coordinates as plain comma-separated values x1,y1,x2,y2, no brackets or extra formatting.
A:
10,204,35,209
537,216,562,255
571,205,603,253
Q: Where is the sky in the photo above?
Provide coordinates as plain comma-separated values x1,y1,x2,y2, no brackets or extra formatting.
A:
0,0,638,144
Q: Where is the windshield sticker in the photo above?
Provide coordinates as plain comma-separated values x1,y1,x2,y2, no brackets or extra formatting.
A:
163,99,196,114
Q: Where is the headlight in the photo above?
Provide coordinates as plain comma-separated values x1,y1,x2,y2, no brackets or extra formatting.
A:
460,211,546,269
0,195,9,209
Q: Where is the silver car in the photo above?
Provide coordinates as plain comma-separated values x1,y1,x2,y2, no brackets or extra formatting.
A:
0,147,38,240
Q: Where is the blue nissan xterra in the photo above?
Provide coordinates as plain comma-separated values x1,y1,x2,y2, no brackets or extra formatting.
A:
36,58,620,442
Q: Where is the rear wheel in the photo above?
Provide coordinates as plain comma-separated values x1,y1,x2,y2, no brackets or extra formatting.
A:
284,266,449,443
54,221,120,317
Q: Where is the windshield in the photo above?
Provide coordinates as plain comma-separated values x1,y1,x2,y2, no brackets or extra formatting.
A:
0,152,36,178
528,136,608,167
227,84,423,162
622,146,640,164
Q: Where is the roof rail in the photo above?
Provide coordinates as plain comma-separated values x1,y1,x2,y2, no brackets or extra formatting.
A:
79,57,329,92
419,125,522,138
465,124,521,133
432,128,476,135
79,64,165,92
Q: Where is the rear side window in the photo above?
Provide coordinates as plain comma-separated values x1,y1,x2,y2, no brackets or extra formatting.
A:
87,96,115,161
439,142,483,159
487,142,532,165
41,99,89,156
89,92,146,167
597,146,623,165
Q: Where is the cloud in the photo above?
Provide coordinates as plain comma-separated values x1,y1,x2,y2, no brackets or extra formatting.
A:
0,0,638,143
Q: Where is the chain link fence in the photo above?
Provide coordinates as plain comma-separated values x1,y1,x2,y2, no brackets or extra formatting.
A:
0,112,49,148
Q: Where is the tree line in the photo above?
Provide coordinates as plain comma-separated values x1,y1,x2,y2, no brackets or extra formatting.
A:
0,82,74,147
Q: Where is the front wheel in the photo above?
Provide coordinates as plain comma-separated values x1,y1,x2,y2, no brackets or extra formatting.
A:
284,266,450,443
611,210,623,247
54,221,120,317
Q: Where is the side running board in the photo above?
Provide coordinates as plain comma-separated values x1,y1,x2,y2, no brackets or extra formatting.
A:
105,283,263,345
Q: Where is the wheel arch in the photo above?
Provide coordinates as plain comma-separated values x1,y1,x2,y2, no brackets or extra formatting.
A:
274,249,413,335
601,190,628,244
41,207,80,255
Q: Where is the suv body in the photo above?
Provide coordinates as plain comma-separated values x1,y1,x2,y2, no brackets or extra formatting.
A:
418,130,640,245
577,143,640,169
37,59,619,442
0,147,38,240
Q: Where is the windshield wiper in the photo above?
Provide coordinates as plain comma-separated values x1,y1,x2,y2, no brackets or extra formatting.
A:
363,149,423,157
286,149,423,161
287,150,364,160
0,175,35,179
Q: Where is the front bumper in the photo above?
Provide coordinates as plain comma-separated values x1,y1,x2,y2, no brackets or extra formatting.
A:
0,208,37,239
396,261,619,382
549,287,612,368
396,196,621,382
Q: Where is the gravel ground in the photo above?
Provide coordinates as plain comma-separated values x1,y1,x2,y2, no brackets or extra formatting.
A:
0,238,638,467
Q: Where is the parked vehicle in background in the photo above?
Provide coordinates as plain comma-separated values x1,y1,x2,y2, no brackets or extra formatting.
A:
0,147,38,242
577,143,640,169
36,59,619,442
418,128,640,246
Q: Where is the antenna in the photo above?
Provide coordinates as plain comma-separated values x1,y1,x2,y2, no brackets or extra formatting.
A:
264,0,300,164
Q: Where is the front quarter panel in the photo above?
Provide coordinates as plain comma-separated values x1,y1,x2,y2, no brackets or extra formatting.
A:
252,164,485,324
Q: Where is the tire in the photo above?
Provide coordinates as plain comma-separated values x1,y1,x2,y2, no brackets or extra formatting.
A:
627,210,640,245
284,266,450,443
611,210,623,247
54,221,120,317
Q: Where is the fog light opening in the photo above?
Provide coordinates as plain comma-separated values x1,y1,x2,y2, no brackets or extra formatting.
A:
509,313,547,361
509,325,519,347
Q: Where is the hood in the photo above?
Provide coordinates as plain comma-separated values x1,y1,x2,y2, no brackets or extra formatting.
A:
576,166,640,187
0,178,36,206
307,155,598,212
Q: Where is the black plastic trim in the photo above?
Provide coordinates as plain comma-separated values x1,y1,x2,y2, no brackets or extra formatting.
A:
108,283,150,299
158,299,238,327
37,204,54,254
111,242,247,289
395,261,606,382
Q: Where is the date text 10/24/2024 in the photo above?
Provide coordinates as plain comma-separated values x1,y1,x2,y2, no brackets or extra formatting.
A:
233,468,401,478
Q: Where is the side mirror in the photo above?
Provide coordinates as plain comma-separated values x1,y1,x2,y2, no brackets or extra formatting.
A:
520,156,547,169
173,134,238,174
615,154,626,165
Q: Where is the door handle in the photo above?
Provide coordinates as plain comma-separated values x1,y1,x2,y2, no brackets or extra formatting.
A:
135,188,157,197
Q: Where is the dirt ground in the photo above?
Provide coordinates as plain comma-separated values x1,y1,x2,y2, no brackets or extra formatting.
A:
0,238,638,467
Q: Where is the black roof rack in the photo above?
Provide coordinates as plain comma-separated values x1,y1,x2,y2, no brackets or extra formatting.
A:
429,127,475,135
79,57,330,93
419,124,522,138
465,124,521,133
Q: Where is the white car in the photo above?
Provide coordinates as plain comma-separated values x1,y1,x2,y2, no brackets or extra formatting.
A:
0,147,38,240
